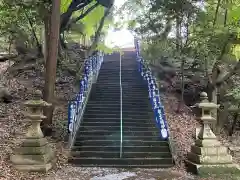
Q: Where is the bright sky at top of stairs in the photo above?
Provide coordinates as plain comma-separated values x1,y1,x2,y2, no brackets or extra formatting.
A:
105,0,134,48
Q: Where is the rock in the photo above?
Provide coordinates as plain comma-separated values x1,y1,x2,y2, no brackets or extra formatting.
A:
157,80,169,91
0,87,12,103
228,146,240,157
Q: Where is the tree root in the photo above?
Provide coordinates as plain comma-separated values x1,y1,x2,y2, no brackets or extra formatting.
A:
0,54,18,62
7,63,37,76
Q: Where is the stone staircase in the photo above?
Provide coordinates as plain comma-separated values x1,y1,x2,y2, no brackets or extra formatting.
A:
69,52,174,168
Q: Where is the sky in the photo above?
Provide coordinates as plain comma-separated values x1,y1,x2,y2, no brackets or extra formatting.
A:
104,0,135,48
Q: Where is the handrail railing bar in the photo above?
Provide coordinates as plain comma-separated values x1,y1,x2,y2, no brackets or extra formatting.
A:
134,39,170,140
120,52,123,158
68,52,103,149
69,82,92,149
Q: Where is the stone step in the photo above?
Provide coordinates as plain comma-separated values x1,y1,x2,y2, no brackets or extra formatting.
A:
84,109,151,115
89,96,148,100
92,86,120,90
87,99,149,104
97,79,143,83
97,78,120,81
93,86,147,90
89,95,149,100
76,135,164,141
92,88,146,92
82,117,154,123
86,101,150,106
70,164,173,168
84,106,151,111
79,126,156,132
90,93,148,97
77,130,158,137
94,84,146,88
68,157,173,166
71,151,172,158
82,121,154,126
74,139,164,147
72,145,170,152
90,92,148,96
83,113,120,118
85,103,150,109
83,113,151,119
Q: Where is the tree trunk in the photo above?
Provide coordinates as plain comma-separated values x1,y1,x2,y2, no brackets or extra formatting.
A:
206,61,221,132
224,0,228,26
175,15,183,112
43,0,60,136
217,101,230,134
213,0,221,26
42,8,51,64
42,26,47,63
216,79,233,134
177,56,185,113
229,104,240,136
176,16,181,52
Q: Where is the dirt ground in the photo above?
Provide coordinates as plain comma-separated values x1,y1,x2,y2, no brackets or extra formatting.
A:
0,60,239,180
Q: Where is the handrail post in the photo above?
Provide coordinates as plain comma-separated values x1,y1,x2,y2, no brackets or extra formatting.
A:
120,52,123,158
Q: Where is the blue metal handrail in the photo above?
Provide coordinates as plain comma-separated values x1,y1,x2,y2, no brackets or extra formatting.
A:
68,52,104,148
134,39,169,140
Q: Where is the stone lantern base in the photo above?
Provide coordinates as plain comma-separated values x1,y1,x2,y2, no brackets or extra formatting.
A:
10,137,55,172
185,137,240,176
186,160,240,176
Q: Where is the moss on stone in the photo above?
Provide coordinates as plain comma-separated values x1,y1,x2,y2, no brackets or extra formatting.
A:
198,166,240,178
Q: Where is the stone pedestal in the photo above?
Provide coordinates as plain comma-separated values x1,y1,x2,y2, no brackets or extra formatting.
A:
10,90,55,172
186,92,240,176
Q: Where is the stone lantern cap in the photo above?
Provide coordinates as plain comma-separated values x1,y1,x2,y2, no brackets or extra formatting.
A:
23,90,51,107
192,92,219,109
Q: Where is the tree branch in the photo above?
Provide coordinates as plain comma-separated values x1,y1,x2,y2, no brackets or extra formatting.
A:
23,10,42,56
224,0,228,26
87,7,111,57
73,2,99,23
216,60,240,85
60,0,93,33
213,0,221,26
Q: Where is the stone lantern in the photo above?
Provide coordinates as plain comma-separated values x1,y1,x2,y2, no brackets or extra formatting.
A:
195,92,220,142
186,92,240,176
10,90,55,172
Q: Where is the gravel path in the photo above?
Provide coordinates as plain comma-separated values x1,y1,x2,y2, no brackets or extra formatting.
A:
41,166,194,180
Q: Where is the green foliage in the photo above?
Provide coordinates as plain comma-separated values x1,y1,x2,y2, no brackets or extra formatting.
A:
61,0,72,13
226,87,240,101
97,43,114,54
123,0,240,64
140,39,175,61
62,0,113,41
0,0,113,54
72,2,105,37
0,0,46,48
